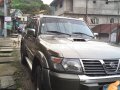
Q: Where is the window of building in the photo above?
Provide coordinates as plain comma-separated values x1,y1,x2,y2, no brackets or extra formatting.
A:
106,0,109,4
110,18,114,23
55,5,57,11
106,2,108,4
93,0,96,3
91,17,99,24
71,0,73,11
60,0,63,8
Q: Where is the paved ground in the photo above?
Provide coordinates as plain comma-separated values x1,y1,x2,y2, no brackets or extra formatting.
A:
0,35,35,90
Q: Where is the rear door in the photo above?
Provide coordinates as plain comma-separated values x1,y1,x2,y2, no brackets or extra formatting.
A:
25,19,36,61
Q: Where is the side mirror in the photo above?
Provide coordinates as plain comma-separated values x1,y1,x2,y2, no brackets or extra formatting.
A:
94,33,98,39
27,28,35,36
94,33,98,36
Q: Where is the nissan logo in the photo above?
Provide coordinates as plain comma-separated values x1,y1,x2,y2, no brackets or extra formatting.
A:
109,62,116,68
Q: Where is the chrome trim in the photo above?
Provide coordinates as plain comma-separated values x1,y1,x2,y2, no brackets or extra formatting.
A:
38,51,49,68
26,46,34,56
99,59,104,65
78,75,120,83
35,15,83,21
99,59,107,74
26,57,32,70
116,59,120,71
79,59,85,73
81,59,101,60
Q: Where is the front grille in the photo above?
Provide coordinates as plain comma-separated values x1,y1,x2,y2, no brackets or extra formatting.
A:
82,59,119,76
82,60,106,76
117,61,120,74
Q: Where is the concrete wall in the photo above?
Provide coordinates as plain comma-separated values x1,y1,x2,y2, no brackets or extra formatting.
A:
53,0,66,15
53,0,73,15
65,0,73,12
53,0,120,15
62,13,119,23
89,15,119,24
51,0,120,28
73,0,120,15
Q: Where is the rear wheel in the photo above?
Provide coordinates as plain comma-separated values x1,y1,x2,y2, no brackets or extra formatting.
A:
35,66,43,90
21,44,27,65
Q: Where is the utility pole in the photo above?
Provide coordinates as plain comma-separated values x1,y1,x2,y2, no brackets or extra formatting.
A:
116,0,120,44
3,0,7,37
85,0,88,24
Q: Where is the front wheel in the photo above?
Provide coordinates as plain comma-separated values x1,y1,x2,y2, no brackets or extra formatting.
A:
35,66,44,90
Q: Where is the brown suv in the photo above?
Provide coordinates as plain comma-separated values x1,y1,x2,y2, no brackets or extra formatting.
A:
21,15,120,90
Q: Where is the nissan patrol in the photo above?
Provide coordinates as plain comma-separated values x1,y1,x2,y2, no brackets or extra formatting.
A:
21,15,120,90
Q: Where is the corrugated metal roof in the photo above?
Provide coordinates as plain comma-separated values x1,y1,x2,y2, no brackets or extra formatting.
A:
0,0,3,4
92,24,120,34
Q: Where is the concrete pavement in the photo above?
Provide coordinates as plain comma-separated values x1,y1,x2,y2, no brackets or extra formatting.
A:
0,35,21,90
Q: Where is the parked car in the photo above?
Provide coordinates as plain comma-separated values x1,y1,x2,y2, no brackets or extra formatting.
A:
21,15,120,90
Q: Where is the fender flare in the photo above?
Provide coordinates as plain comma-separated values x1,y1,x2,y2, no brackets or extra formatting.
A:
33,51,49,69
32,51,52,90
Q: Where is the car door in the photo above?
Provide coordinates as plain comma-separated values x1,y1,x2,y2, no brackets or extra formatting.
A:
26,19,39,62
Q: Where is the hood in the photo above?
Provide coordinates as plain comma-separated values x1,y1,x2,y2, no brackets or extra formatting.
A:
39,35,120,59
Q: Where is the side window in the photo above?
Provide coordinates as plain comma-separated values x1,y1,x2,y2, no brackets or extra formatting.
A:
27,19,37,29
26,21,33,28
25,21,33,33
32,21,36,29
26,22,31,28
40,18,48,34
33,20,39,36
110,18,114,23
41,23,47,34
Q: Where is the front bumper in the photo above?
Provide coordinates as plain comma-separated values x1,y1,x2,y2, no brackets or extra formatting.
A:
79,75,120,83
49,71,120,90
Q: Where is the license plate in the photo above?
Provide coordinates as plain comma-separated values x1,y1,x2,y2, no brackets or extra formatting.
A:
103,84,120,90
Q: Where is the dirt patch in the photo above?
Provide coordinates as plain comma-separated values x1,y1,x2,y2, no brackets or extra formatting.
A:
0,64,17,76
13,61,35,90
13,49,35,90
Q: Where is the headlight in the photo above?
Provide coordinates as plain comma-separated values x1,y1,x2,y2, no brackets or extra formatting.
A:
51,57,64,71
62,58,83,73
51,57,83,73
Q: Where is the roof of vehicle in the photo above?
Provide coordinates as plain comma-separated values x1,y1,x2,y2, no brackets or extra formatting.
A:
33,15,84,21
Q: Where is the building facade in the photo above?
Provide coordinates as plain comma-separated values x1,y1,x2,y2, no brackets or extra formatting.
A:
51,0,120,28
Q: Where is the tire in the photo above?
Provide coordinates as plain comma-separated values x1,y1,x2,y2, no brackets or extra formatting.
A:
21,44,27,65
35,66,44,90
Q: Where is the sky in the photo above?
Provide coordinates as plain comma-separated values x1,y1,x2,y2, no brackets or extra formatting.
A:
42,0,53,5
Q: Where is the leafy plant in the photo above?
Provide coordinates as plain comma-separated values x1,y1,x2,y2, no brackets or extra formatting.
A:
11,0,50,14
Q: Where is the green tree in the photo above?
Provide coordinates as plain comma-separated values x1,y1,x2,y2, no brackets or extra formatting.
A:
11,0,50,14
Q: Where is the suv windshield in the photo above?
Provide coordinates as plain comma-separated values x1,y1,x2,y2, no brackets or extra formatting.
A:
40,17,94,37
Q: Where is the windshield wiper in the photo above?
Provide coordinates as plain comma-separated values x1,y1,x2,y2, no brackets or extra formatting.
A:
72,32,94,37
46,31,71,36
